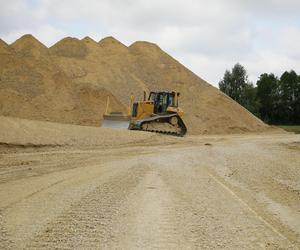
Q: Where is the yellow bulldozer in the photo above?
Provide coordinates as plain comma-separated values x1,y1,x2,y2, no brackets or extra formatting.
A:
102,91,187,136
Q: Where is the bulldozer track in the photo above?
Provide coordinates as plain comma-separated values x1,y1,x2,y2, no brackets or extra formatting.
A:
132,114,187,136
141,129,184,137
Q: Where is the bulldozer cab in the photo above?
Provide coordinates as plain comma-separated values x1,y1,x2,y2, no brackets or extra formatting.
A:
149,91,177,114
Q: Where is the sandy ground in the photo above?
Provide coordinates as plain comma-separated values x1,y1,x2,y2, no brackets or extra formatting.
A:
0,116,159,150
0,131,299,249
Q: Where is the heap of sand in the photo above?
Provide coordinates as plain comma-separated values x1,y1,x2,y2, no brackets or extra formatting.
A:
0,116,157,150
0,34,268,134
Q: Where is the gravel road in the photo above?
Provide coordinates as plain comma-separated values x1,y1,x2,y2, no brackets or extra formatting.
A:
0,134,299,249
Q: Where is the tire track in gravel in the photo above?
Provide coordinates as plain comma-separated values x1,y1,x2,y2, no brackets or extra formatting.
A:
146,148,297,249
0,210,13,250
109,170,187,249
26,164,151,250
203,167,295,246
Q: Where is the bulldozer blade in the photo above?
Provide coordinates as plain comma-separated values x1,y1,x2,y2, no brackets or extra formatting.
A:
101,113,131,129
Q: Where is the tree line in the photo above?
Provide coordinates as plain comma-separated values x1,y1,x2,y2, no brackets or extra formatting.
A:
219,63,300,125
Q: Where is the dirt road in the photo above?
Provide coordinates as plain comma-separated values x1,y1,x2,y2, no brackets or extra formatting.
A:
0,134,299,249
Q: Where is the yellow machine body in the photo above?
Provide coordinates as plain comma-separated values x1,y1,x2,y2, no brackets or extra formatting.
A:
132,101,154,120
131,101,185,120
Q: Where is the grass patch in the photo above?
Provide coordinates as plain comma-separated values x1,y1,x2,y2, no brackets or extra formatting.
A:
278,125,300,134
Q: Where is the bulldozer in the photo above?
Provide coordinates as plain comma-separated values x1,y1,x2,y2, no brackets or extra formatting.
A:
102,91,187,136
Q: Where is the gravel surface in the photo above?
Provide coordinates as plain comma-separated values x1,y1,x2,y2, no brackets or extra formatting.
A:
0,134,299,249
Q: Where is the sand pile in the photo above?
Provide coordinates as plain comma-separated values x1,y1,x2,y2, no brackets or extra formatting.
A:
0,39,11,55
10,34,48,58
99,36,128,54
0,34,268,134
50,37,88,58
0,116,156,150
0,35,125,126
81,36,101,51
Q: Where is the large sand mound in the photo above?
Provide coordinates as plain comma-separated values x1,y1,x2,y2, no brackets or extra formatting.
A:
0,34,268,134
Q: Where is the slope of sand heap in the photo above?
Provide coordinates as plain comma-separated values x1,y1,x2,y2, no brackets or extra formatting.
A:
50,37,88,58
0,115,156,151
98,36,128,54
10,34,48,58
81,36,101,50
0,39,12,55
82,36,98,44
0,34,269,134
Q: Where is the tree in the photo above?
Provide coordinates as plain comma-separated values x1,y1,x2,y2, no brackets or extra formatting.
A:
219,65,300,125
279,70,299,124
256,73,279,123
219,63,248,104
241,83,260,116
219,70,232,97
295,74,300,124
219,63,259,114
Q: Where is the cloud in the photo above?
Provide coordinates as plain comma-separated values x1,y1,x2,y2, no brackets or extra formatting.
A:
278,27,300,60
0,0,300,85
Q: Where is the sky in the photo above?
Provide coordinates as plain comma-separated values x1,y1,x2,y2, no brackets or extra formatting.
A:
1,0,300,86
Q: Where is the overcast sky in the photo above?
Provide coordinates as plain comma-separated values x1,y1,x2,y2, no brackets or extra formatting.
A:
1,0,300,86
